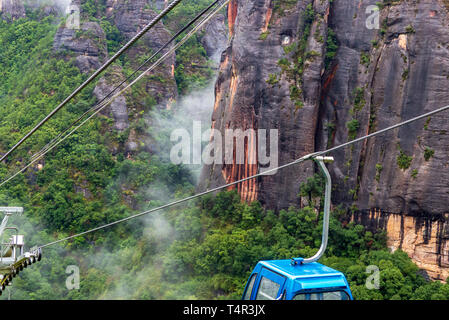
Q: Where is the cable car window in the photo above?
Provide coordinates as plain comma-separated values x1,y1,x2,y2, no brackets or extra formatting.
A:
293,291,350,300
293,293,306,300
243,274,257,300
255,276,281,300
323,291,350,300
309,293,321,300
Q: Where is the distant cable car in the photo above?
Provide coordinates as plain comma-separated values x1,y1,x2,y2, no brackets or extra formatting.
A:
0,207,41,296
243,156,353,300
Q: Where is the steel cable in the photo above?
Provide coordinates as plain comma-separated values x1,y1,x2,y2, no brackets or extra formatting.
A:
39,103,449,248
0,0,184,163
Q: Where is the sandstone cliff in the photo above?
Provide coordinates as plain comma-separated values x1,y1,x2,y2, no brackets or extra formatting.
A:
199,0,330,210
51,0,180,156
105,0,179,108
53,21,108,73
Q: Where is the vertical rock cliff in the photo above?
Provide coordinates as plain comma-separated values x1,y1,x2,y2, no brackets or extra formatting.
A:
52,0,181,156
201,0,449,280
199,0,331,211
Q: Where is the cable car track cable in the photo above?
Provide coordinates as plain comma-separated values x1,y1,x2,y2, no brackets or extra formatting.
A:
0,0,228,189
29,0,224,163
38,103,449,249
0,0,184,164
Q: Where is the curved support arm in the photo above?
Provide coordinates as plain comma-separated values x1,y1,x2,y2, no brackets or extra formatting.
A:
300,156,334,264
0,214,11,239
0,208,22,238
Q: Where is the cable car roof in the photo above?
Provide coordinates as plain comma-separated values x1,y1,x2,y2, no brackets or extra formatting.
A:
257,260,349,292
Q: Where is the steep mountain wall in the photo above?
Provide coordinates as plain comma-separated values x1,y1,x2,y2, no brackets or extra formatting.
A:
318,0,449,217
352,209,449,280
199,0,330,210
200,0,449,279
105,0,179,108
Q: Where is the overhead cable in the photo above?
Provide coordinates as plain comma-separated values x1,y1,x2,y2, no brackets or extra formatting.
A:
39,103,449,248
0,0,184,163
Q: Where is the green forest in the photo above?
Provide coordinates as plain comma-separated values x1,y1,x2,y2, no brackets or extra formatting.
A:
0,1,448,300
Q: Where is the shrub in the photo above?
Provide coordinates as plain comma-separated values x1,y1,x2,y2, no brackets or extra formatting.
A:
424,147,434,161
397,149,413,170
347,119,360,139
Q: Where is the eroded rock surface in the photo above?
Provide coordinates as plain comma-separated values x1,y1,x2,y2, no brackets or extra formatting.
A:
93,73,129,132
201,13,228,61
317,0,449,217
53,21,107,73
353,209,449,281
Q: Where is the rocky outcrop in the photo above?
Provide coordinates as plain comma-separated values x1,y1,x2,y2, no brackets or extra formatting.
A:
200,13,228,61
105,0,178,108
93,70,129,132
200,0,449,279
1,0,69,21
0,0,25,20
53,21,107,73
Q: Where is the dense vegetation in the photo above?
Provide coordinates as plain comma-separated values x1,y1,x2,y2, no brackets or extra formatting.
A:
0,2,448,300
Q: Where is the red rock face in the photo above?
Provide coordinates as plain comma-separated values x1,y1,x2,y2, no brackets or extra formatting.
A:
220,113,259,203
227,0,238,37
200,0,449,279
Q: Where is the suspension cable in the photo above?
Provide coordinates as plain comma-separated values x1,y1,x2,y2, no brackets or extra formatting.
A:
0,0,184,163
39,103,449,249
30,0,223,162
0,0,227,189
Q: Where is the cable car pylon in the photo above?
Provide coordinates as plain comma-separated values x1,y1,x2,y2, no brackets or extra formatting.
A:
243,156,353,300
0,207,41,296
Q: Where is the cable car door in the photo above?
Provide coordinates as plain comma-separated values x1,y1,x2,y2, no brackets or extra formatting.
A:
254,267,286,300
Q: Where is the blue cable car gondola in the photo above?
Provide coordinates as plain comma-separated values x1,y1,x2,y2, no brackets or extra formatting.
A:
243,260,352,300
243,156,353,300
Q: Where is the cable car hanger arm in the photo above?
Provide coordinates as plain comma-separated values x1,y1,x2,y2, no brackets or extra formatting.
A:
291,156,334,265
